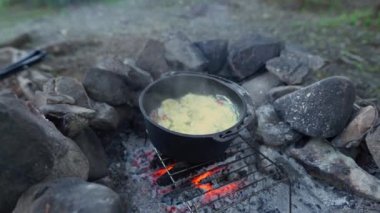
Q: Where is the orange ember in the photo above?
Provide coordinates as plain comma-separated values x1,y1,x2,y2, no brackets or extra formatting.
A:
152,164,175,179
191,167,240,203
203,182,239,203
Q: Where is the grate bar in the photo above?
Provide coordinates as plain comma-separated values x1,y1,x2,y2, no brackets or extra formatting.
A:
153,136,292,213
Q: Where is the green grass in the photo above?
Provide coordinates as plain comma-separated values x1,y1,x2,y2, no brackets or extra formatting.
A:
317,9,380,29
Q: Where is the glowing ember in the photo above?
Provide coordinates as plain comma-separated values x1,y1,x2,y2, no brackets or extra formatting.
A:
190,167,240,203
203,182,240,203
152,164,175,180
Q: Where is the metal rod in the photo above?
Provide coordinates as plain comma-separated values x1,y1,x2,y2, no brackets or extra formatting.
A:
213,179,289,213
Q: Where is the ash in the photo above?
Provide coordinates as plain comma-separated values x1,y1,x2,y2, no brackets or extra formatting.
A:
109,131,379,213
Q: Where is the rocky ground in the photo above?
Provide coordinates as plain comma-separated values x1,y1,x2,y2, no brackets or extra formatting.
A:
1,0,380,213
0,0,379,98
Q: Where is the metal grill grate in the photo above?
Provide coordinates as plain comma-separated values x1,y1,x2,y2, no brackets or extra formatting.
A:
152,136,293,213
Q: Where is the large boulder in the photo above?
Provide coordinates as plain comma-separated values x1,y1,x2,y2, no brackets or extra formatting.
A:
332,105,377,148
228,34,282,81
0,95,89,212
242,72,283,108
288,138,380,202
273,76,356,138
366,125,380,169
13,178,124,213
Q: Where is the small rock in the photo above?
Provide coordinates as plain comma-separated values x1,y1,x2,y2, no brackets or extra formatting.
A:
228,34,282,80
44,76,92,108
61,113,92,138
17,70,53,100
242,72,283,107
284,46,325,71
332,106,377,148
0,47,27,67
164,32,208,71
136,39,170,79
96,55,153,90
366,125,380,169
288,138,380,202
33,91,75,107
273,76,356,138
0,96,89,212
0,32,32,48
266,48,325,85
267,85,302,103
256,104,302,146
90,102,120,130
13,178,124,213
38,104,96,137
123,58,153,90
39,104,96,119
193,39,228,74
83,68,132,106
73,128,109,180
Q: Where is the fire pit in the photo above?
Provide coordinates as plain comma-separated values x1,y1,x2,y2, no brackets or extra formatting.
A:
122,132,292,213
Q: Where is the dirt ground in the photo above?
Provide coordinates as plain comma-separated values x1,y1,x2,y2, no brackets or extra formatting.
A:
0,0,379,99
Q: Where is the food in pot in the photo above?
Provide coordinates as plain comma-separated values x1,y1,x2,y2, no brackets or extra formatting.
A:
151,93,238,135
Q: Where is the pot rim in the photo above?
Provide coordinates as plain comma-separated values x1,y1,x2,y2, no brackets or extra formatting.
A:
138,72,248,139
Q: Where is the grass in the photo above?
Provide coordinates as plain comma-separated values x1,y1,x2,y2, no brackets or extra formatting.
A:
317,9,380,29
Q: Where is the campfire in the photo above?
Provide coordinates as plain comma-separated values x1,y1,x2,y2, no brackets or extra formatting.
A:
0,30,379,213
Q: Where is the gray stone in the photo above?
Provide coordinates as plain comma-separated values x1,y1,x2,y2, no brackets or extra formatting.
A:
123,58,153,91
366,125,380,169
284,46,325,71
96,55,153,91
13,178,124,213
17,70,53,100
90,102,120,130
266,48,325,85
287,138,380,202
267,85,302,103
256,104,302,146
332,106,377,148
193,39,228,74
73,128,108,180
34,91,76,107
164,32,208,71
0,47,27,67
228,34,282,80
273,76,356,138
38,104,95,137
0,96,89,212
83,68,132,106
136,39,169,79
51,76,92,108
242,72,283,108
39,104,96,119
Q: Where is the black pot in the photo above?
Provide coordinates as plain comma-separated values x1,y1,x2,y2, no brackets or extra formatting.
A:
139,72,254,163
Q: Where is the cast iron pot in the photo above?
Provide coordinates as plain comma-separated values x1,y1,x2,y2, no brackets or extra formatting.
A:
139,72,254,163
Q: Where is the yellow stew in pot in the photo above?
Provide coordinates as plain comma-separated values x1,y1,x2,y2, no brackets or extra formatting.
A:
150,93,239,135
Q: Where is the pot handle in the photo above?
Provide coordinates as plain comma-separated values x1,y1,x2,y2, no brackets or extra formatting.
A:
213,109,254,142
